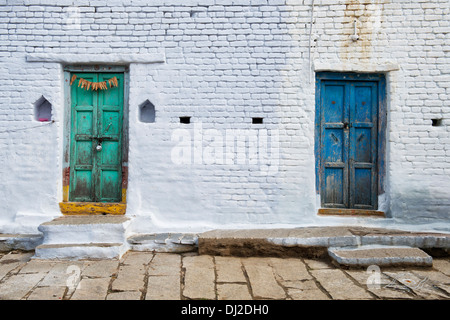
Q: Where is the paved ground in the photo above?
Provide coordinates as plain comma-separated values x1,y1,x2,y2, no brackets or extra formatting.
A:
0,250,449,300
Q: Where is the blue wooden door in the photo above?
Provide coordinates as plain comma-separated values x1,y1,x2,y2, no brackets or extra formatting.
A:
319,79,378,209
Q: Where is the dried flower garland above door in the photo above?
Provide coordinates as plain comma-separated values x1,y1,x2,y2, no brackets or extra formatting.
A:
69,74,119,91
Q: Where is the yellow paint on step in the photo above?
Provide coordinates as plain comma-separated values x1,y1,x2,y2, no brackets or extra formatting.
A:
59,202,126,215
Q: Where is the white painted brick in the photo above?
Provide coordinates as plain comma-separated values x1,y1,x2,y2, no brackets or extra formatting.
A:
0,0,448,234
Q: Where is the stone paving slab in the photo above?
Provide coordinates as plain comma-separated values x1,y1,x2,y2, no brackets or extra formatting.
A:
0,250,448,300
182,255,215,300
241,257,286,299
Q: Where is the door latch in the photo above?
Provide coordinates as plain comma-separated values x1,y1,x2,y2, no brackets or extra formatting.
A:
343,122,350,130
95,137,103,151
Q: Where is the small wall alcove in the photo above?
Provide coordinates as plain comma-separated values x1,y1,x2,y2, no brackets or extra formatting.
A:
139,100,155,123
34,96,52,122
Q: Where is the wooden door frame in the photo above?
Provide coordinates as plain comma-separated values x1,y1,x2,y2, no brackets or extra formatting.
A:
314,72,387,216
60,65,130,215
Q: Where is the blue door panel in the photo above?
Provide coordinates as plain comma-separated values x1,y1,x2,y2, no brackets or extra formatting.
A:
324,168,346,207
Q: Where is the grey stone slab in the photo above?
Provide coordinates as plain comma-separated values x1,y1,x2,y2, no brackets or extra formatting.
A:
27,286,66,300
328,246,433,267
0,234,43,252
217,283,252,300
180,234,197,245
148,253,181,276
154,233,169,244
215,256,247,283
284,280,330,300
269,257,312,281
39,261,84,287
303,258,334,270
112,264,146,291
146,275,181,300
19,260,55,274
82,260,119,278
182,255,215,300
70,277,110,300
107,291,142,300
0,273,45,300
0,251,34,280
121,251,153,266
241,257,286,300
432,259,450,277
310,269,373,300
384,271,450,299
127,234,156,244
344,269,414,299
168,233,183,244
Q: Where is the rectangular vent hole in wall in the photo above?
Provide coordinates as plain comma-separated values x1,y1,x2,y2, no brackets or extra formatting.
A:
431,118,443,127
180,116,191,124
139,100,155,123
34,96,52,122
252,117,263,124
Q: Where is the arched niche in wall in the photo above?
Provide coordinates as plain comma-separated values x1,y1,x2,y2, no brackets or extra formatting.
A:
34,96,52,122
139,100,155,123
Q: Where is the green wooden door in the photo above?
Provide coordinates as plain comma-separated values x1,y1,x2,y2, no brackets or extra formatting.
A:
69,72,124,202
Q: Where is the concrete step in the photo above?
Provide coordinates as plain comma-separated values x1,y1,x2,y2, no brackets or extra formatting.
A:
0,234,43,252
328,246,433,268
34,243,128,260
38,216,131,245
198,226,450,259
127,233,197,253
35,216,131,260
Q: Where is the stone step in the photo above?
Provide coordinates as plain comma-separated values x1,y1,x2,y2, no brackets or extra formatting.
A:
328,246,433,268
34,243,128,260
197,227,450,259
0,234,43,252
127,233,197,253
38,216,131,245
35,216,131,260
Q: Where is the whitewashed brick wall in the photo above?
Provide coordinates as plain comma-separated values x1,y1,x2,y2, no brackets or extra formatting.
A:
0,0,449,233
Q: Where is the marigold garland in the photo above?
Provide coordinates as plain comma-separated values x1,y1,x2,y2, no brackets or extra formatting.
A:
69,75,119,91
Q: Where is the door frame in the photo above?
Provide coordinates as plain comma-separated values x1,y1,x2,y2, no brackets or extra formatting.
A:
314,72,387,214
61,65,130,215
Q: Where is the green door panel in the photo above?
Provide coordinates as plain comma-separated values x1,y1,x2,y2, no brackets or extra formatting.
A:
69,72,124,203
